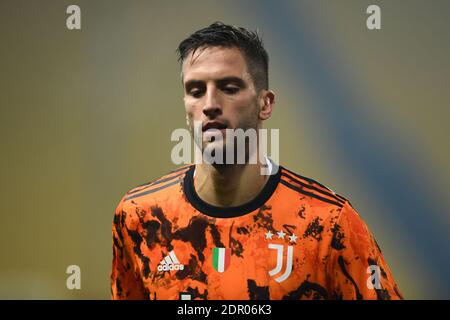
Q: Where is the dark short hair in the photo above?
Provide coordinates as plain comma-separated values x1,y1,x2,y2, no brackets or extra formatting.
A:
176,21,269,92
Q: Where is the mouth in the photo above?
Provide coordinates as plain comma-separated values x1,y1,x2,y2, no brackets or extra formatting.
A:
202,121,228,132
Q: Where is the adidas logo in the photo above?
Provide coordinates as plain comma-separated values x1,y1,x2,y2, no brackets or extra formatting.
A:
157,250,185,272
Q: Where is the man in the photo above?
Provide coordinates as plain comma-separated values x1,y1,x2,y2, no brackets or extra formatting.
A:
111,22,402,300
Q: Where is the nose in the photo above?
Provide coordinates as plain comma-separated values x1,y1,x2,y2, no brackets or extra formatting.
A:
202,87,222,118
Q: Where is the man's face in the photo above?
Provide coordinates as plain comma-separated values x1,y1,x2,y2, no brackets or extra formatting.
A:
182,46,262,153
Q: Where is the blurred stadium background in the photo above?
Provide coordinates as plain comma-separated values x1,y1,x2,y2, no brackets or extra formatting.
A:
0,0,449,299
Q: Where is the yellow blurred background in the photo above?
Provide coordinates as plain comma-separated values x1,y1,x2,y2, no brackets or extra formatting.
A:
0,0,449,299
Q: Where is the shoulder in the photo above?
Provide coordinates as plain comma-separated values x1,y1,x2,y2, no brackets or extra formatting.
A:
276,166,372,242
116,164,193,210
278,165,349,209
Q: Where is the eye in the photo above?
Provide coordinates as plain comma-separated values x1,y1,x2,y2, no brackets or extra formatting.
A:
223,86,239,94
189,89,204,98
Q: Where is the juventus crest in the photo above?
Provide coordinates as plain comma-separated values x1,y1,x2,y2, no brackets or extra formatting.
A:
265,229,296,283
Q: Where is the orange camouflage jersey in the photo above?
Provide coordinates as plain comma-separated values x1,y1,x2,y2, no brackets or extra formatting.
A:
111,164,403,300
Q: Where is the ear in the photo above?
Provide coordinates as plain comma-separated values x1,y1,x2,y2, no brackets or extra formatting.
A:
258,90,275,120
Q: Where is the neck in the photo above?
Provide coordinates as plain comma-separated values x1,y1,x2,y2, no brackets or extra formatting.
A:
194,160,270,208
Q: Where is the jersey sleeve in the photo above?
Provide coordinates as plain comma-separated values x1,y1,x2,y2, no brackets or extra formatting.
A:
110,196,147,300
326,201,403,300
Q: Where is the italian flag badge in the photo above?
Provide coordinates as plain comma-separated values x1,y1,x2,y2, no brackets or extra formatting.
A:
212,247,231,273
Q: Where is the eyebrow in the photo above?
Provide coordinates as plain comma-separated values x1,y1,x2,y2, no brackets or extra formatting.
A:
184,76,246,91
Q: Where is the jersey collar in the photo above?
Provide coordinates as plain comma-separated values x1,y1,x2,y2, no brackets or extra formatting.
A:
183,162,282,218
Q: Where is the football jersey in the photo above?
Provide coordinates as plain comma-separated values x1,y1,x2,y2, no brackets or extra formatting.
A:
110,164,403,300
